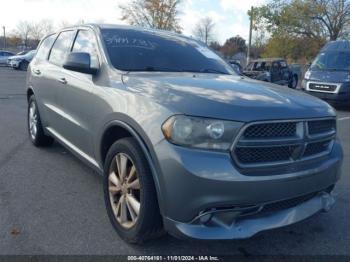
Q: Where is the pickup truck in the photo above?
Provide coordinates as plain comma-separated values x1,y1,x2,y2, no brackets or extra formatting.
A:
244,58,298,88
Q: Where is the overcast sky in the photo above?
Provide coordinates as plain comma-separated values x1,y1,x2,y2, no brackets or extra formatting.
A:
1,0,266,43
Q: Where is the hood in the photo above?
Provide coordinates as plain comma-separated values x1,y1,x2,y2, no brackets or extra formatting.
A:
122,72,335,122
308,69,350,83
8,54,26,60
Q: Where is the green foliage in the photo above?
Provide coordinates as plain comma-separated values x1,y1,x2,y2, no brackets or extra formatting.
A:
254,0,350,40
262,34,326,62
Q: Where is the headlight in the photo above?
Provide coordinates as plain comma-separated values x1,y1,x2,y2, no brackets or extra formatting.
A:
304,70,311,80
161,115,243,151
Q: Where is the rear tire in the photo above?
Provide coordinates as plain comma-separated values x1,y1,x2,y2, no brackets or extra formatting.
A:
27,95,54,147
103,137,164,243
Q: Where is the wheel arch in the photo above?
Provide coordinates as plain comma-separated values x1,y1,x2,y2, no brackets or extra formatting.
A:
26,87,35,101
99,117,165,214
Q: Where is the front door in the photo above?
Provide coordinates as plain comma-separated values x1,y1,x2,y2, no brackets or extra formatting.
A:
57,29,101,158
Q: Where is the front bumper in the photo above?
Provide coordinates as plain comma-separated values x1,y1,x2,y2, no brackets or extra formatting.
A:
302,80,350,105
154,139,343,239
164,191,335,239
9,60,20,68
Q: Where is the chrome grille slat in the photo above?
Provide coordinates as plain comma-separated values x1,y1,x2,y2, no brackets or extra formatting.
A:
232,118,336,169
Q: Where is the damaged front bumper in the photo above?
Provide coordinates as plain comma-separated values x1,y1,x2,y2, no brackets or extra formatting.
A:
164,190,335,240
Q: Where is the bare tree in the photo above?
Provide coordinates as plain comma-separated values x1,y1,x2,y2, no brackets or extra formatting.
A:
312,0,350,40
193,17,216,45
119,0,182,32
31,19,55,43
15,21,33,48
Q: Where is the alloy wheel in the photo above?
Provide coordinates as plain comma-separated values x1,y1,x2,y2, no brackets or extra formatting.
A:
108,153,141,229
29,102,38,140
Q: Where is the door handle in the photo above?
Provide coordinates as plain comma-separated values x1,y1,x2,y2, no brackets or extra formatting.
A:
58,77,67,85
33,69,41,75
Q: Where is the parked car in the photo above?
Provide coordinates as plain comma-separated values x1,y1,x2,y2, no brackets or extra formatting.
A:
7,50,36,70
244,58,299,88
303,40,350,106
228,60,243,75
0,50,15,65
27,24,342,243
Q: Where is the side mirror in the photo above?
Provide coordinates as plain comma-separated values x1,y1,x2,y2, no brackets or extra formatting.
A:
63,52,98,75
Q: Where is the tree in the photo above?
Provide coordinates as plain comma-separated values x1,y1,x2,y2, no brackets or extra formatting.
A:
255,0,350,40
262,34,326,62
119,0,182,32
193,17,216,45
221,36,247,58
31,19,54,43
15,21,33,48
209,41,222,52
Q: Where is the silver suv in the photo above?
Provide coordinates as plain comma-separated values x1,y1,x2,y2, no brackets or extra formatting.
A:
26,24,343,243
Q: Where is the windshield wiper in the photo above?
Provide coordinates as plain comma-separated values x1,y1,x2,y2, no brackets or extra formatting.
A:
183,68,229,75
199,68,229,74
123,66,183,72
326,68,350,72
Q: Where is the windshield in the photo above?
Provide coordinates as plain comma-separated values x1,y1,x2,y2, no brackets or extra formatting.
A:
101,28,234,75
311,51,350,71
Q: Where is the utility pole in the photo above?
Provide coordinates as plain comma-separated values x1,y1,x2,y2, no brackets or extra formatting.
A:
247,6,253,66
2,26,5,50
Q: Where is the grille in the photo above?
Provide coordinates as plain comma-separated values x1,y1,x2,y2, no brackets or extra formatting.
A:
243,122,296,139
232,119,335,168
308,119,336,135
235,146,297,164
304,140,332,157
262,192,318,214
236,186,334,219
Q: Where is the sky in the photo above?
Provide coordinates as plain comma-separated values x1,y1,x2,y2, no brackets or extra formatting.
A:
1,0,266,44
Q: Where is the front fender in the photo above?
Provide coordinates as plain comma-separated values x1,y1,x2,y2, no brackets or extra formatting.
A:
96,115,166,214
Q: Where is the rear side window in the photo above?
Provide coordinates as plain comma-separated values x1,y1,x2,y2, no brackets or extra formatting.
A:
36,34,56,60
49,30,76,66
72,30,100,68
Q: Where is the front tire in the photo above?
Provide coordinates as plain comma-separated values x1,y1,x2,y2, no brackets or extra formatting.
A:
19,61,29,71
27,95,54,147
103,138,163,243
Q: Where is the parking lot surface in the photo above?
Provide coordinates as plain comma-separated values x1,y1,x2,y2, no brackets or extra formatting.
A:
0,67,349,255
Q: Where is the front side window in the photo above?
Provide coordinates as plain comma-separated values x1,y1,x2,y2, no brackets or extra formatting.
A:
311,51,350,71
101,28,234,75
72,30,99,68
36,34,56,60
49,30,76,66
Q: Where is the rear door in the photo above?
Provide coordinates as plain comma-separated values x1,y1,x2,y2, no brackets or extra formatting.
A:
29,34,57,127
44,30,77,136
57,29,101,157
